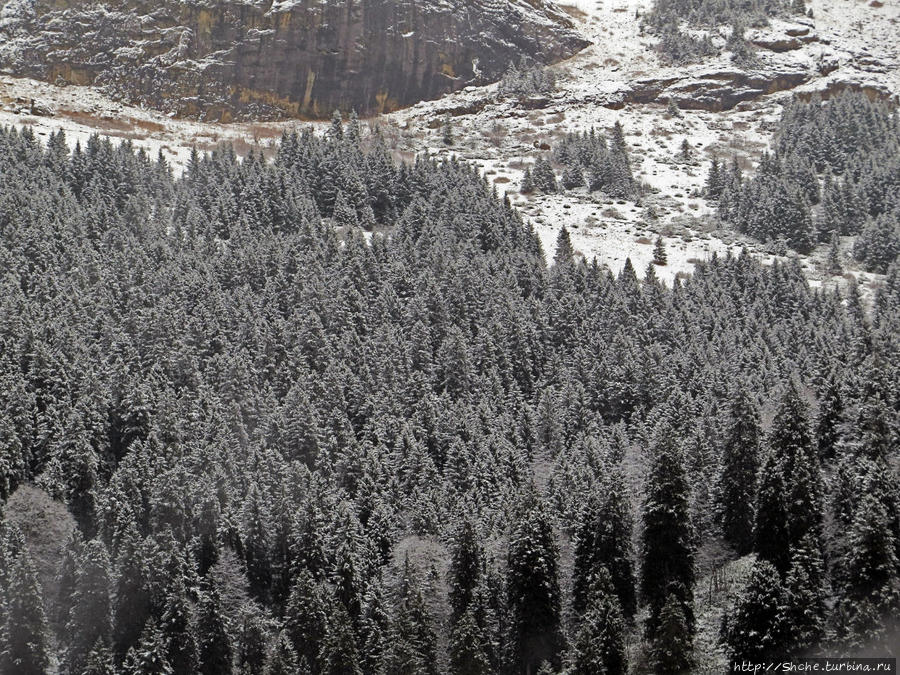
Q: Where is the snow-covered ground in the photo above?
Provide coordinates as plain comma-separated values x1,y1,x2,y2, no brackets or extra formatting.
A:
0,0,896,291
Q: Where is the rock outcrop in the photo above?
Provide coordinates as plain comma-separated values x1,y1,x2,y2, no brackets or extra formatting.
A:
0,0,588,120
625,63,813,111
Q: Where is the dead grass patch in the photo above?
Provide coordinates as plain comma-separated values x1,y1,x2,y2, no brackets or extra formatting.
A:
57,108,133,132
132,118,166,133
559,3,588,18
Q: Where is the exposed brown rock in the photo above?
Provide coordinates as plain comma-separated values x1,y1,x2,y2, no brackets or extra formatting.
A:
0,0,589,120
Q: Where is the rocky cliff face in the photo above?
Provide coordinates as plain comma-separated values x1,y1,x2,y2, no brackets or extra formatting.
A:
0,0,588,120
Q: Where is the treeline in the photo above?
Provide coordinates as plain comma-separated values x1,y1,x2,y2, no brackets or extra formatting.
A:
710,91,900,268
522,123,637,199
498,59,557,100
649,0,799,27
645,0,806,65
0,118,898,675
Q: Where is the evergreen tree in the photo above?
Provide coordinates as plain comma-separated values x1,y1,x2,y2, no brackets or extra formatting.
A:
769,383,824,555
159,578,198,675
243,485,272,602
442,114,454,147
569,569,627,675
235,610,269,675
561,165,584,190
0,548,50,675
319,600,362,675
653,236,667,266
507,490,565,674
716,390,762,554
265,631,300,675
753,451,792,573
571,473,636,620
195,581,232,675
833,486,900,645
448,606,492,675
721,559,787,661
649,588,693,674
65,539,113,675
640,432,695,639
554,227,575,268
532,158,558,194
815,376,843,460
520,168,534,194
827,231,843,275
855,213,900,273
283,569,328,674
783,536,826,652
381,562,438,675
448,516,483,625
112,525,152,662
706,157,724,198
82,639,117,675
122,622,173,675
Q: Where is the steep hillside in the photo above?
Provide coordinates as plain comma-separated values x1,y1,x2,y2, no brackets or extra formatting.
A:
0,0,589,120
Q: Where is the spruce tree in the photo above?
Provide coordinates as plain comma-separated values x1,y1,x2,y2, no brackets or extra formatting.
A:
833,488,900,644
554,227,575,268
82,639,117,675
705,157,723,198
160,578,198,675
572,472,635,620
442,114,454,147
649,587,693,674
653,236,667,266
520,168,534,194
815,376,843,460
449,606,492,675
448,516,483,625
561,165,584,190
532,158,558,194
722,560,787,661
265,631,300,675
753,450,791,573
243,485,272,602
783,536,826,652
570,569,627,675
381,561,438,675
112,525,152,662
640,432,695,639
283,568,328,674
716,390,761,554
195,581,232,675
0,548,50,675
770,383,824,555
65,539,113,675
235,609,269,675
507,490,565,674
827,231,843,275
319,600,362,675
122,622,173,675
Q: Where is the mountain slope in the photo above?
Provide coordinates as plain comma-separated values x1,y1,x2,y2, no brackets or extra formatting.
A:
0,0,589,120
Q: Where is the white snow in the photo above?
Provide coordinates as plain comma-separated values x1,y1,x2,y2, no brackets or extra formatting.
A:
0,0,895,293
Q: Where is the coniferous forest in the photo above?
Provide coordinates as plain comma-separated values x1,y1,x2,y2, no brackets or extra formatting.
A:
0,109,899,675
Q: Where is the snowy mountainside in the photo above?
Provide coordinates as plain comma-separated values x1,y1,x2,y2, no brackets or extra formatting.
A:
0,0,897,292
